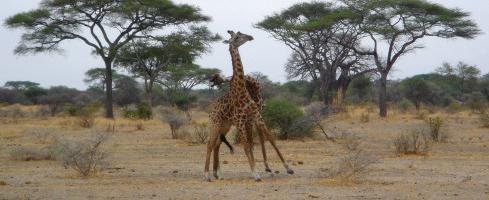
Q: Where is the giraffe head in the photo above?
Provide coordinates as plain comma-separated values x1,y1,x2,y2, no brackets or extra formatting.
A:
224,30,254,48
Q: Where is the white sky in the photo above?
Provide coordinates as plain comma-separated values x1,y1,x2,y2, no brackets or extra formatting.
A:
0,0,488,89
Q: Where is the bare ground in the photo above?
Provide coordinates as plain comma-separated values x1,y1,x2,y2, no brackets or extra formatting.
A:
1,110,488,200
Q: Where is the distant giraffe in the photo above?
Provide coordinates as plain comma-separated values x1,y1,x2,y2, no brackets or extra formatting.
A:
204,31,294,182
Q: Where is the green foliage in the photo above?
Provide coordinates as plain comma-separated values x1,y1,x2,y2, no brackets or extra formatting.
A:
123,103,152,120
171,95,197,112
401,77,441,109
398,98,414,113
263,99,304,139
446,102,463,113
466,92,488,113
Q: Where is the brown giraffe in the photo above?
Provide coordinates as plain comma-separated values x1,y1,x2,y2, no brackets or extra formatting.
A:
208,74,271,179
204,31,294,182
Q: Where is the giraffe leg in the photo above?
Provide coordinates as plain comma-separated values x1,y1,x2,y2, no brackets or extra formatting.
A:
238,122,261,181
204,124,220,182
213,141,222,180
213,122,231,180
255,116,294,175
255,123,273,176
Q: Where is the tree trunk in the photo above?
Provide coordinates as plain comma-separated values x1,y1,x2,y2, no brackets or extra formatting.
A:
104,60,114,119
145,79,154,107
379,73,388,118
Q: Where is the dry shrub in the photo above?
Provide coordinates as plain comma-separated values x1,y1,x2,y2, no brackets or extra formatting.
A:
415,111,427,120
330,133,378,182
359,112,370,123
77,104,100,128
192,122,209,144
426,117,447,142
305,102,334,141
29,128,55,144
394,131,431,155
56,132,111,177
9,146,56,161
0,105,27,122
135,121,144,131
159,107,188,139
480,113,489,128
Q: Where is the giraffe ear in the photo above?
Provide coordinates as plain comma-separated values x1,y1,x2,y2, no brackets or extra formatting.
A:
223,40,230,44
227,30,235,35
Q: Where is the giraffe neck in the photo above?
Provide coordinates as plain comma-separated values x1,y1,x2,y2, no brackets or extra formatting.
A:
229,45,246,93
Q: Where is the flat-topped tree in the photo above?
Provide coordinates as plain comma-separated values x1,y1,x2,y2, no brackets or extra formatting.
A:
339,0,480,117
256,2,373,108
115,26,220,106
5,0,210,118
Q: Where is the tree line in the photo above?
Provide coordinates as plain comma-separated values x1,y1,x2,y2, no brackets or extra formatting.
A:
2,62,488,116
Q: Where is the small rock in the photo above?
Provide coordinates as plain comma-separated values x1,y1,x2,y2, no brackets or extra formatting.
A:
25,181,32,185
223,161,229,164
131,169,136,172
172,170,178,174
308,194,319,198
0,181,7,186
274,171,280,174
152,194,157,197
298,161,304,165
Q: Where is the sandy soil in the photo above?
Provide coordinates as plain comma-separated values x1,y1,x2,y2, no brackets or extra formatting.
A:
1,109,488,200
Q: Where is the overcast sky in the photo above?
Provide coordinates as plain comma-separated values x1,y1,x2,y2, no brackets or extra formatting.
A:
1,0,488,89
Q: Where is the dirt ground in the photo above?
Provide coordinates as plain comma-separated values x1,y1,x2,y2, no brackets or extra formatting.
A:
1,108,488,200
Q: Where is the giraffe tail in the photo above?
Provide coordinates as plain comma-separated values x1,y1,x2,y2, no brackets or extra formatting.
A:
220,134,234,154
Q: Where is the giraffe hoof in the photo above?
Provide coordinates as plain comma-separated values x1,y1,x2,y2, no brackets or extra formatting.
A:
204,172,212,182
287,169,295,175
253,173,262,182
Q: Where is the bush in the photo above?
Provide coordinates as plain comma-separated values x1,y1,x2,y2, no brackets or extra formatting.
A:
29,128,55,144
263,99,304,139
393,131,431,155
35,106,51,118
159,107,188,139
330,134,377,182
447,102,463,113
0,105,27,119
57,132,111,177
479,113,489,128
191,122,209,144
466,92,488,113
77,103,101,128
398,98,413,113
304,102,335,141
287,116,316,139
9,146,55,161
426,117,446,142
360,112,369,123
122,103,152,120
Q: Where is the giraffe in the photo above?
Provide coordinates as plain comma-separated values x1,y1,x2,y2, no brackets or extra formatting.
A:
208,74,271,176
204,31,294,182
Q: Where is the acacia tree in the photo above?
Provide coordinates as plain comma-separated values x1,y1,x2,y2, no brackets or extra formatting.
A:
115,26,220,106
158,64,220,100
84,68,123,91
339,0,480,117
5,0,209,118
256,2,373,107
